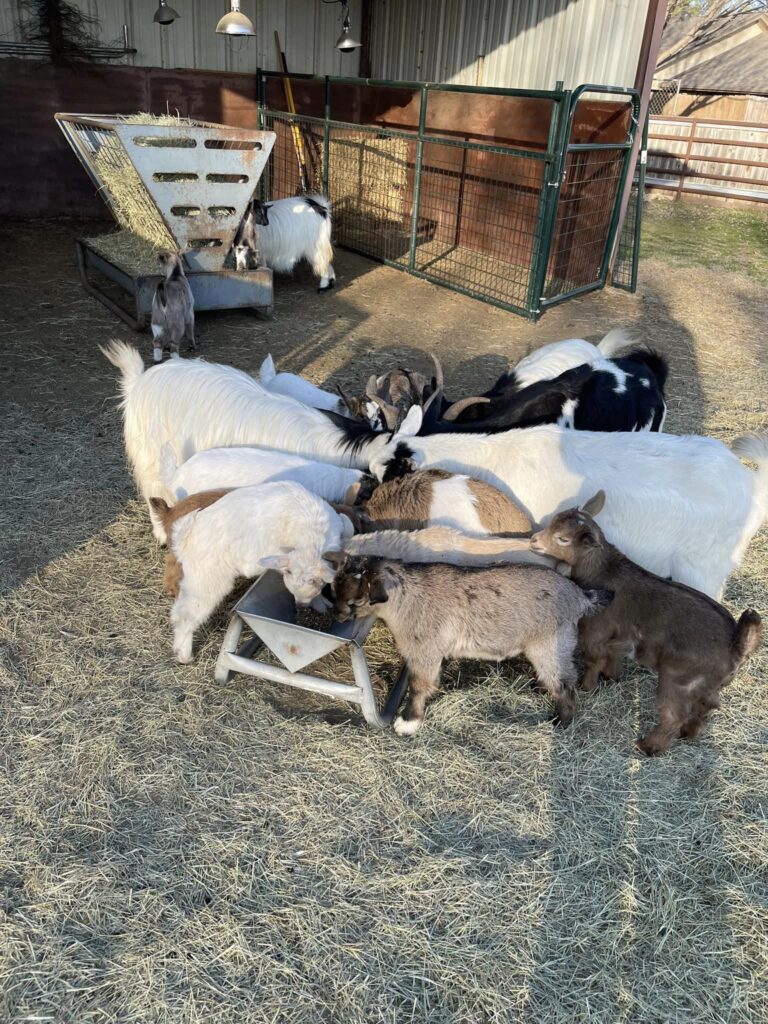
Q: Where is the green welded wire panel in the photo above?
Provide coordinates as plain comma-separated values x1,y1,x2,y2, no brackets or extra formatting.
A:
613,112,649,293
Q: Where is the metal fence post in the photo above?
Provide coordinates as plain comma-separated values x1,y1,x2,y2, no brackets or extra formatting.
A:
322,75,331,197
408,85,428,273
529,89,572,316
598,92,640,283
526,88,566,317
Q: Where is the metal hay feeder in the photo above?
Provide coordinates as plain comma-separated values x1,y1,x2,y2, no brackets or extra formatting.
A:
215,572,410,729
55,113,276,328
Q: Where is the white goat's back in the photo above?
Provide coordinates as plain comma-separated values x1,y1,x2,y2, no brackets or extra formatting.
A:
370,425,767,597
104,348,369,505
257,196,332,274
513,328,635,388
164,444,361,502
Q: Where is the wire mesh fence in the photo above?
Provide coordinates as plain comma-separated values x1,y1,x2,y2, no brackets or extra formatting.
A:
258,75,639,318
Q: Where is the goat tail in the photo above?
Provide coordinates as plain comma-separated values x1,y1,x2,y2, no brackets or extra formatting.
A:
159,442,179,495
100,340,145,404
582,588,615,615
732,608,762,665
597,327,637,358
732,432,768,515
258,353,276,384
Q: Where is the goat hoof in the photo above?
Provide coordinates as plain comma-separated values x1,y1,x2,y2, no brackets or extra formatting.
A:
318,280,335,292
635,735,666,757
393,715,422,737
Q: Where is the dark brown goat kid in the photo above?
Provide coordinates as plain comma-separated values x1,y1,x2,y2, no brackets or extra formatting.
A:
530,492,762,755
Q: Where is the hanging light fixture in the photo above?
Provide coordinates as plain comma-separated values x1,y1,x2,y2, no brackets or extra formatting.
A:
153,0,180,25
335,2,361,51
216,0,255,36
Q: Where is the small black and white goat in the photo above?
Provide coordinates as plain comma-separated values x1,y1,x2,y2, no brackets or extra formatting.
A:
233,195,335,290
151,252,195,363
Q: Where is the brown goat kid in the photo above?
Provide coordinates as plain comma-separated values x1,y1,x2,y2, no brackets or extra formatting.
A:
530,492,763,755
150,489,231,596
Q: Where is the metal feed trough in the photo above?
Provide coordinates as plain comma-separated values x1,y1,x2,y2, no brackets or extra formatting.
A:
55,113,276,328
215,571,409,728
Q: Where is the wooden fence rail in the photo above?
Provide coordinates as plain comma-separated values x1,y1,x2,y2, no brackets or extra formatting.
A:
646,115,768,204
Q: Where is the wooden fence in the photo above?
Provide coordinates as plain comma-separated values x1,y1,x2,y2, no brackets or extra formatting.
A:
646,115,768,204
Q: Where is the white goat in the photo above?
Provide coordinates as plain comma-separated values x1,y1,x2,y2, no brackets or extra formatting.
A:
246,195,335,291
367,410,768,599
512,327,630,388
161,443,363,508
150,253,195,363
167,480,352,663
257,354,346,414
100,342,366,541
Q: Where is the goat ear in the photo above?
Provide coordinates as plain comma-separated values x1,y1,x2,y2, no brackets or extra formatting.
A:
368,579,389,605
258,554,290,570
259,353,275,380
581,490,606,517
322,550,348,568
397,404,423,437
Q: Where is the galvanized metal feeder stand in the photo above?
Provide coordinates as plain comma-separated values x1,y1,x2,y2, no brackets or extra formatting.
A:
55,113,276,328
215,572,410,729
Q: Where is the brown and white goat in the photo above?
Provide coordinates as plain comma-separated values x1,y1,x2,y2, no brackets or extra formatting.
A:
530,491,763,755
349,468,532,535
150,488,231,596
333,556,612,735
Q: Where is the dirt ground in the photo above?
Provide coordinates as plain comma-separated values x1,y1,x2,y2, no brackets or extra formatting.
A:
1,210,767,1023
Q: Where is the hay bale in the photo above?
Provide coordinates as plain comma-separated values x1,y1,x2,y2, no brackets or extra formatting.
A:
83,229,161,275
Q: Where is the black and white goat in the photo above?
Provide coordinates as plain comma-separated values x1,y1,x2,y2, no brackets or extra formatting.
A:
233,195,335,290
360,330,668,434
150,252,195,363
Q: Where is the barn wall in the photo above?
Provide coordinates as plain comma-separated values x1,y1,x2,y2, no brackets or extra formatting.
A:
368,0,650,90
0,59,263,217
0,0,362,75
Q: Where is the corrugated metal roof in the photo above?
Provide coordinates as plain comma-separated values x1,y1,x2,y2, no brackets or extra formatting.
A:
0,0,362,75
368,0,650,91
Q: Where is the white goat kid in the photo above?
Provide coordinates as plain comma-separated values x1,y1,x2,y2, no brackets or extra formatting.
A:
368,409,768,599
160,442,364,507
150,252,195,363
249,195,335,291
257,354,346,414
169,480,352,663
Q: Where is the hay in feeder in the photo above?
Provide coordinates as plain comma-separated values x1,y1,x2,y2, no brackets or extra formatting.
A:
83,229,162,276
91,113,198,252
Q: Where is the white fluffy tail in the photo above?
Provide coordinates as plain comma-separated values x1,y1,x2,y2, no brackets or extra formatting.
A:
733,432,768,514
159,442,180,496
597,327,638,358
100,340,145,405
258,353,276,384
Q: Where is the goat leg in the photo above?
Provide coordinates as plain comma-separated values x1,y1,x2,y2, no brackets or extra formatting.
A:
393,666,441,737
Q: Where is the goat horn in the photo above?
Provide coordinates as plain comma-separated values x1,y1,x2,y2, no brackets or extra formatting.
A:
441,396,491,422
421,353,445,416
429,352,444,394
365,374,379,399
335,383,361,418
370,394,400,432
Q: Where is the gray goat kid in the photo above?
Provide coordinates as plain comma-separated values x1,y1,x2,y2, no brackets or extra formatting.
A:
333,556,612,735
151,252,195,363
